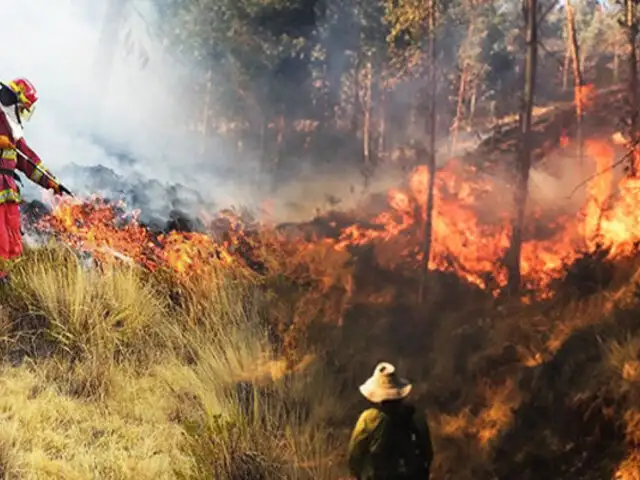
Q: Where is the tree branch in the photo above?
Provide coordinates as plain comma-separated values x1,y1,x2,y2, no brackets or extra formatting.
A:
566,142,639,198
537,39,566,69
539,0,561,26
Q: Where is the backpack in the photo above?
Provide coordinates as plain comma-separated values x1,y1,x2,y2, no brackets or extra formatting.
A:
369,404,429,479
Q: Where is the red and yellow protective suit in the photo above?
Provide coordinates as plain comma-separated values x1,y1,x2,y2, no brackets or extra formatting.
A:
0,106,60,265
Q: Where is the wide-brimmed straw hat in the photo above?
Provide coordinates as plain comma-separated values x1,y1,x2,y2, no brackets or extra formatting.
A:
359,362,412,403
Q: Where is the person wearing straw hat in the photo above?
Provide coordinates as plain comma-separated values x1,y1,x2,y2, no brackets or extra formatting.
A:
348,362,433,480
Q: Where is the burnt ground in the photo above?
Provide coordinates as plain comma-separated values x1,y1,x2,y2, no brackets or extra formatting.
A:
491,313,636,480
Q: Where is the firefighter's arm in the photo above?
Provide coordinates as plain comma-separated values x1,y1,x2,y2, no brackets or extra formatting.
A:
414,411,434,471
348,409,380,478
14,137,61,192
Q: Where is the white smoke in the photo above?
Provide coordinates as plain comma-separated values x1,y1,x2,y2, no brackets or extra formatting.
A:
0,0,428,225
0,0,505,226
1,0,250,213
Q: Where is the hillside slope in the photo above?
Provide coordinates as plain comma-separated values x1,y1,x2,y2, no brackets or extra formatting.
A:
1,234,640,478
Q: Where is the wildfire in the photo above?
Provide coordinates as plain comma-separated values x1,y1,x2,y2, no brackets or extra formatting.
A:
28,119,640,299
334,134,638,296
35,198,235,278
576,83,596,111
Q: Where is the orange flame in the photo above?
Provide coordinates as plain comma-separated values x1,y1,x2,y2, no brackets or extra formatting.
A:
31,120,640,300
576,83,595,112
333,134,638,296
36,198,237,279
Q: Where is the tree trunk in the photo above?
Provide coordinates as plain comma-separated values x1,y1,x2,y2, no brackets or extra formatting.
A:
566,0,584,164
450,63,468,155
450,23,474,155
378,88,386,157
200,69,213,156
274,115,285,180
260,116,266,158
490,93,499,151
419,0,438,303
614,40,619,83
469,81,478,121
409,96,419,149
506,0,537,295
323,63,338,133
562,30,570,91
351,55,362,135
363,59,373,172
626,0,639,175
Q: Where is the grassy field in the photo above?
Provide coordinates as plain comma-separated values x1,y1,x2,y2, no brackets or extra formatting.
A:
0,245,349,479
1,240,640,479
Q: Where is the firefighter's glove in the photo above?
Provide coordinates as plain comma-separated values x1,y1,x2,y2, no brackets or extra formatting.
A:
59,184,73,197
54,183,73,197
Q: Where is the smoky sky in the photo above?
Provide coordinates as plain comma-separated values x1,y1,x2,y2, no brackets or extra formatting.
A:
1,0,258,214
0,0,553,226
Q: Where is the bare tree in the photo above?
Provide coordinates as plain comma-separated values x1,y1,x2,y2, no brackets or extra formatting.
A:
419,0,438,303
566,0,585,163
562,24,570,91
450,21,475,154
363,59,373,170
624,0,639,175
506,0,538,294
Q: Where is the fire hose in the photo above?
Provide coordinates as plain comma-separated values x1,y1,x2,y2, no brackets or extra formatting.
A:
0,135,73,197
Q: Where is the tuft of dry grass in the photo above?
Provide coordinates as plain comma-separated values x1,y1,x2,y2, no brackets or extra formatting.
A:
0,243,345,479
605,331,640,479
7,246,165,359
604,336,640,383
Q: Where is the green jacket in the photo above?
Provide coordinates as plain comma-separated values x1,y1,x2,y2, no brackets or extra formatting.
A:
348,402,433,480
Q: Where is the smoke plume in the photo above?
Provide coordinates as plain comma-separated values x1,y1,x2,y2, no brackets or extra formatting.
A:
1,0,256,221
2,0,596,231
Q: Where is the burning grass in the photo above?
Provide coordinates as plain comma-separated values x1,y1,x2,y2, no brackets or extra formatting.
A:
23,131,640,307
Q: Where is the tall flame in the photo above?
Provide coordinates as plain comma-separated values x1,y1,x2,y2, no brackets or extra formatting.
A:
335,134,635,295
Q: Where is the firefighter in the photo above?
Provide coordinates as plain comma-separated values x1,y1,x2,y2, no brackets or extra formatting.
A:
348,362,433,480
0,77,71,283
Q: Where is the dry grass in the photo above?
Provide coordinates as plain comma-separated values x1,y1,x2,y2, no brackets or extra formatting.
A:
0,365,192,479
0,244,345,479
3,239,640,478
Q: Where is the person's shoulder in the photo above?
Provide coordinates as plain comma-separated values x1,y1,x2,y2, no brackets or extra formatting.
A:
359,407,383,420
351,408,384,439
356,407,384,427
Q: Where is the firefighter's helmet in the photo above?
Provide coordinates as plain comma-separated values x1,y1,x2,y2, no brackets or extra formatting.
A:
4,78,38,122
